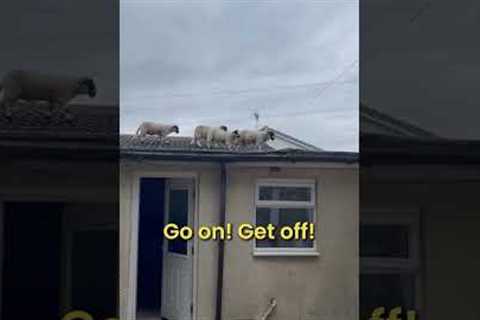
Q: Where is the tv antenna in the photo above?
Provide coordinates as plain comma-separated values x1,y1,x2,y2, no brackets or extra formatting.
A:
253,111,260,129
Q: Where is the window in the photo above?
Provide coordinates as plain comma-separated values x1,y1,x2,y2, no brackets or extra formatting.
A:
254,179,317,256
360,211,421,319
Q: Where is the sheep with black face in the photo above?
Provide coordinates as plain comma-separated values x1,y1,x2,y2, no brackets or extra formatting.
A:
191,125,228,147
0,70,97,121
135,122,179,142
206,128,240,149
237,128,275,149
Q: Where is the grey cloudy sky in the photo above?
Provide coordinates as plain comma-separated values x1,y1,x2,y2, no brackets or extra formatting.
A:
362,0,480,140
120,1,358,151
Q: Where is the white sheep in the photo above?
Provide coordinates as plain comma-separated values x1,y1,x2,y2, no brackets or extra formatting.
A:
206,128,240,149
237,128,275,149
191,125,228,147
0,70,97,121
135,122,179,142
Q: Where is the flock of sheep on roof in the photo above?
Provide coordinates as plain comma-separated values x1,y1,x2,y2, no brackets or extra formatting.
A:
136,122,275,150
0,70,275,149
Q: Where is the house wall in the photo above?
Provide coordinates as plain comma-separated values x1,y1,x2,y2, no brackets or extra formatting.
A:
120,161,223,320
361,166,480,320
0,158,118,318
223,166,359,320
120,161,359,320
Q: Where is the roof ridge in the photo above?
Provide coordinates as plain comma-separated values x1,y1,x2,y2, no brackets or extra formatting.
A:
360,102,438,138
262,126,323,151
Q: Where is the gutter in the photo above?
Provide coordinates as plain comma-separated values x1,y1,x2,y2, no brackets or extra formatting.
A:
216,162,227,320
120,150,358,164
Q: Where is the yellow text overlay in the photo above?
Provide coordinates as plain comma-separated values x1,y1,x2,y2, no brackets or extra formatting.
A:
163,222,315,241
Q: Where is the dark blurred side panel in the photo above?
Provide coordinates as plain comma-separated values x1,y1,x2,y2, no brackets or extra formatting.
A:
361,1,480,320
0,1,119,319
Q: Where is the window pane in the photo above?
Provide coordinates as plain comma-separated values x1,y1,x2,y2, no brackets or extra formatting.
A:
259,185,311,202
168,190,188,255
256,207,314,248
360,274,415,320
360,225,409,258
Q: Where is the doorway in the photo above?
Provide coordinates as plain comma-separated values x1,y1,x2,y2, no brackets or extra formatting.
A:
135,177,194,320
1,202,63,320
69,227,118,319
0,201,119,320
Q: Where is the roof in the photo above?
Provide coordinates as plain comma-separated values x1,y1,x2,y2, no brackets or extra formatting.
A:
0,103,118,141
0,103,118,159
360,103,438,139
359,104,480,164
0,102,357,163
362,134,480,165
121,134,274,153
261,126,323,151
120,134,357,163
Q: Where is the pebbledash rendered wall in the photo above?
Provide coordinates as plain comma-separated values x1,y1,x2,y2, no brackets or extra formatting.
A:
119,160,359,320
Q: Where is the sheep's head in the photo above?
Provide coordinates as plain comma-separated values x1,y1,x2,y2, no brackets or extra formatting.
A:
79,78,97,97
229,130,241,145
219,125,228,131
232,129,240,140
267,130,275,141
172,125,180,134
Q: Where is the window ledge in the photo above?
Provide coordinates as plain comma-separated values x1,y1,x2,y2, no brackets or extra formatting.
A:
253,250,320,257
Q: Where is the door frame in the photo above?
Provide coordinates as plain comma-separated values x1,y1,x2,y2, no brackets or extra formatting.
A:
63,222,117,313
161,179,195,320
0,196,67,318
0,201,4,318
127,171,199,320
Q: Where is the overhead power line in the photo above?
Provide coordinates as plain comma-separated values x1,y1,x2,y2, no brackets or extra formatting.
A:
123,59,358,124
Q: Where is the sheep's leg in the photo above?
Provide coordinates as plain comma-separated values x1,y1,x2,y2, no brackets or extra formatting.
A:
206,133,213,148
60,103,74,122
2,99,13,121
49,98,72,122
2,89,20,121
46,100,56,119
0,98,12,120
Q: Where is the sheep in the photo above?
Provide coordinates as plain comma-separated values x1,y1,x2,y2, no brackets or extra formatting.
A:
135,122,179,142
206,128,240,149
191,125,228,147
0,69,97,121
236,128,275,149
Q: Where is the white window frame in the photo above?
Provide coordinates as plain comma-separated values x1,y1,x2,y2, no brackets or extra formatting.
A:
360,211,419,270
360,209,422,315
253,179,318,256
